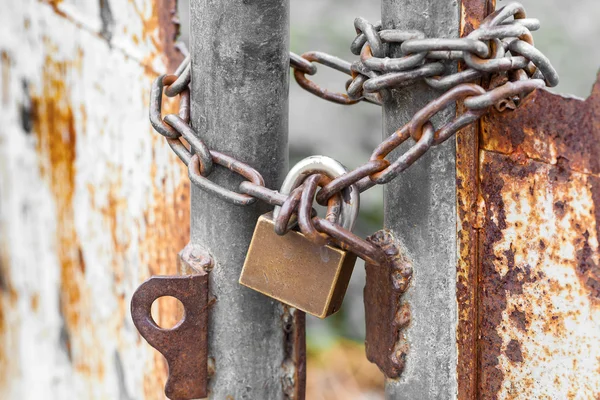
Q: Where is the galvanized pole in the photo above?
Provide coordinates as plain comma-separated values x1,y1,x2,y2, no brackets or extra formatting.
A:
382,0,460,398
189,1,293,398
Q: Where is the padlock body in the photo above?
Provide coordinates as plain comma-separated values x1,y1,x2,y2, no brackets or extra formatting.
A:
240,213,356,318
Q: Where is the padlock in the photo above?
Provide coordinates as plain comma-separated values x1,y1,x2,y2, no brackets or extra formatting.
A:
239,156,360,319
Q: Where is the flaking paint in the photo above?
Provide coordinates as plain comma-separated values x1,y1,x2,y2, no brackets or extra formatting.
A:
475,74,600,398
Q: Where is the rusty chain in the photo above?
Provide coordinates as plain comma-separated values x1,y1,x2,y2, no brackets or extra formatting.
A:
149,2,557,265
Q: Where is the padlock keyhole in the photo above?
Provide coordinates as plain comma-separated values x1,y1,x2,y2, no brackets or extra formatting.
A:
151,296,185,329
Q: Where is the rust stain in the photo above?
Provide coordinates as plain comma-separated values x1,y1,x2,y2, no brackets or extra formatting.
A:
40,0,67,19
1,50,9,106
31,51,105,382
505,339,523,364
134,0,183,74
30,293,40,312
509,309,527,332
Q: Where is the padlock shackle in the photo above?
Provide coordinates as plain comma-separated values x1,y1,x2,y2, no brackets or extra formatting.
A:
273,155,359,231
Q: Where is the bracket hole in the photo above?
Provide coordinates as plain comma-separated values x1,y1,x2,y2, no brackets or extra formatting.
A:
151,296,185,329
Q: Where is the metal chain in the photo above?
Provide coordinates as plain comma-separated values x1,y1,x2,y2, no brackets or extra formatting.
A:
149,2,557,265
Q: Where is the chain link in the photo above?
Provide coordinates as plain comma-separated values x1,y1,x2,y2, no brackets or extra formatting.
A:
148,2,557,265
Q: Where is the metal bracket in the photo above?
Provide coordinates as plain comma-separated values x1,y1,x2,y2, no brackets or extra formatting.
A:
364,229,413,378
130,245,212,400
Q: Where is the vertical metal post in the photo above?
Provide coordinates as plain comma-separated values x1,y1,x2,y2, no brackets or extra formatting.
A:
382,1,460,398
190,1,292,398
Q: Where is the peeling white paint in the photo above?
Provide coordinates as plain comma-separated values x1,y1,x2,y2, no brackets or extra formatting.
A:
0,1,186,399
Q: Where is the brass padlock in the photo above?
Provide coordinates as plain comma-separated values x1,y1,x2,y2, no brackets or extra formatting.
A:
240,156,359,319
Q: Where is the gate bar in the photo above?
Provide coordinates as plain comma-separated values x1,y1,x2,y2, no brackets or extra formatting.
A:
189,2,294,398
381,0,460,398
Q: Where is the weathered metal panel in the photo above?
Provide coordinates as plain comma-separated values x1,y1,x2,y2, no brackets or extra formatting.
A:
477,75,600,399
0,1,185,399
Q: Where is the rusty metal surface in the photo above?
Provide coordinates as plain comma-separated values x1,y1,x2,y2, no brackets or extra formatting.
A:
0,0,186,398
364,230,413,378
282,306,306,400
456,1,494,399
240,214,357,319
131,245,211,400
476,75,600,399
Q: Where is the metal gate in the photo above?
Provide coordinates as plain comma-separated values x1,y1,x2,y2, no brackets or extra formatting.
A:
0,0,598,399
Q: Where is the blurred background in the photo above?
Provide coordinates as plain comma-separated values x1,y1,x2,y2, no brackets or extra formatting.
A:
178,0,600,398
0,0,597,399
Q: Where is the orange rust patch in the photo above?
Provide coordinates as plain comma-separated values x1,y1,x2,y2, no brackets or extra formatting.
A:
1,50,9,106
30,293,40,312
31,52,104,379
132,0,182,75
40,0,67,19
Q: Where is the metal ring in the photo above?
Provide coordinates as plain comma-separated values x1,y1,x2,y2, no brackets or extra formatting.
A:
482,2,527,29
378,29,425,43
149,75,180,139
273,156,359,232
433,109,486,146
463,79,545,110
346,74,368,100
425,69,482,91
293,52,359,105
312,218,387,265
409,84,486,140
351,21,382,55
469,24,531,41
500,18,540,32
164,115,214,176
165,59,191,97
425,50,467,60
239,182,287,207
273,185,305,235
316,159,389,204
289,52,317,75
354,17,384,57
370,122,436,185
297,174,334,246
361,43,426,72
188,152,265,206
462,38,529,73
363,62,445,93
401,38,490,58
508,40,559,87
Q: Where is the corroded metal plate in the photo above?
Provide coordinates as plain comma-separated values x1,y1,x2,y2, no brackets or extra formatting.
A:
364,229,413,378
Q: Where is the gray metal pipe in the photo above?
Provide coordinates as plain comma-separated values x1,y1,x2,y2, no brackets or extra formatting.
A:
381,0,460,398
189,2,295,398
